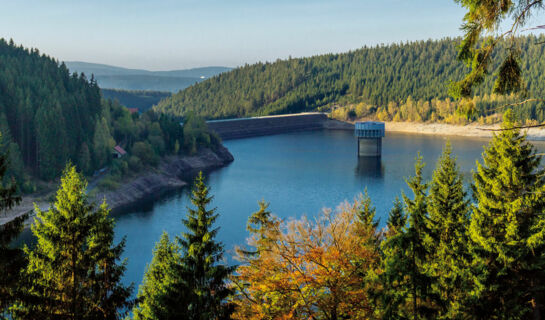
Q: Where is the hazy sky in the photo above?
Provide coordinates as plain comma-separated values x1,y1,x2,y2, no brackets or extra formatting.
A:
0,0,469,70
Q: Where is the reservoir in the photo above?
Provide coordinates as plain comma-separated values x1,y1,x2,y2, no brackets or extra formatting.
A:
85,130,545,288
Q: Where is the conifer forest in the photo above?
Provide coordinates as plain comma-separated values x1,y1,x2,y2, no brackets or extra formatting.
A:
2,0,545,319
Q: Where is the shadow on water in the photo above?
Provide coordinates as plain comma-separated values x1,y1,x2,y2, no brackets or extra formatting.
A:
13,227,35,248
110,187,187,219
355,156,384,179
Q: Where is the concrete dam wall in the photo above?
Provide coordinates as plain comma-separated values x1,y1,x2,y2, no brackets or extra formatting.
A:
206,113,331,140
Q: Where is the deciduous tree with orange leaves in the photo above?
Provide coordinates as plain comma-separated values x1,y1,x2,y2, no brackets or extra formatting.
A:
232,198,381,320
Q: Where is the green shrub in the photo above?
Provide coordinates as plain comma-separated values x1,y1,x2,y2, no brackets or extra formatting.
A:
132,141,158,166
98,176,120,191
128,155,142,172
110,159,129,177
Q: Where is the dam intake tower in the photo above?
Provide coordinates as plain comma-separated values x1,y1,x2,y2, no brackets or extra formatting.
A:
355,121,385,157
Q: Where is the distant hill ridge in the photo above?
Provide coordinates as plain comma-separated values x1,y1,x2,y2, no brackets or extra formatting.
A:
153,35,545,121
64,61,231,92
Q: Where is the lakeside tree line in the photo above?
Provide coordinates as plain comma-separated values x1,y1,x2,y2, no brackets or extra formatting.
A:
329,93,543,126
2,109,545,319
155,35,545,123
0,38,219,192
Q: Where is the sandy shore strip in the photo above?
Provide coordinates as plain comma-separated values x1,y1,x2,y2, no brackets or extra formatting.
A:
384,121,545,141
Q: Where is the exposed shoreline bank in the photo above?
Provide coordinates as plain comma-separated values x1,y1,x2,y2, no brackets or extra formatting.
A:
0,146,234,227
330,118,545,141
384,121,545,141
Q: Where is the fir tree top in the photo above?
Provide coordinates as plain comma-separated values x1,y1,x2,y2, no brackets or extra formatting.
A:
386,196,405,233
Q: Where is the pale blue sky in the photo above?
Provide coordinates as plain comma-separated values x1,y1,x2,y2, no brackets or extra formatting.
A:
0,0,469,70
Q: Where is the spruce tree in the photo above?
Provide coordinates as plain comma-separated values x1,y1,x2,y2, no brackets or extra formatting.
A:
469,109,545,318
401,155,437,319
0,133,23,319
386,197,406,233
242,200,274,257
133,232,186,320
176,171,234,320
87,201,134,320
426,141,470,318
356,189,381,257
357,188,378,230
375,198,409,320
15,164,132,320
377,157,438,320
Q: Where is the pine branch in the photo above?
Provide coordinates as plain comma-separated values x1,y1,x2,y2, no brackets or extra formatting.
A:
521,24,545,31
477,122,545,131
488,98,545,112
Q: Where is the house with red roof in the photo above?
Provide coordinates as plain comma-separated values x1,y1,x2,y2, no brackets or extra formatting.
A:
112,145,127,159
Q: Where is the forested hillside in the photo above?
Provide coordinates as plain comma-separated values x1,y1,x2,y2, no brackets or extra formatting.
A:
0,39,219,191
0,38,102,187
155,35,545,122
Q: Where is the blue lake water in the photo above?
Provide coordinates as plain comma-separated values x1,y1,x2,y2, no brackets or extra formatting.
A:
25,129,545,290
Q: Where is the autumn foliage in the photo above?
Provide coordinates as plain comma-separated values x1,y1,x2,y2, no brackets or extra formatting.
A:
232,200,381,320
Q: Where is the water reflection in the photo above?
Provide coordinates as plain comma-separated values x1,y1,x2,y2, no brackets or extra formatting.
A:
110,188,185,219
355,156,384,178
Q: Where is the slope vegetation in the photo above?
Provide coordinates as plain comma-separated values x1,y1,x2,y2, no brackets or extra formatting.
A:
0,39,218,191
155,36,545,122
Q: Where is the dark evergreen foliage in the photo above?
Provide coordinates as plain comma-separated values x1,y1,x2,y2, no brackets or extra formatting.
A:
426,142,471,318
176,172,235,320
13,165,133,320
0,39,217,186
133,172,234,320
357,189,378,230
0,38,101,180
0,135,23,319
100,89,170,113
133,232,185,320
401,156,439,319
386,197,405,232
469,110,545,318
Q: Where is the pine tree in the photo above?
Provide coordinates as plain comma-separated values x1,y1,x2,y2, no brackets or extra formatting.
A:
402,155,437,319
469,109,545,318
0,132,23,320
15,164,132,320
133,232,186,320
176,171,235,320
426,141,471,318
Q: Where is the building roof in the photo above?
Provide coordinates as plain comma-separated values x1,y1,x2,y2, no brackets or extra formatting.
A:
113,145,127,155
355,121,385,130
127,108,139,114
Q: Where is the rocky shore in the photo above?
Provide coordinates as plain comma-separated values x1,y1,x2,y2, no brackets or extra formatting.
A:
0,146,234,226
